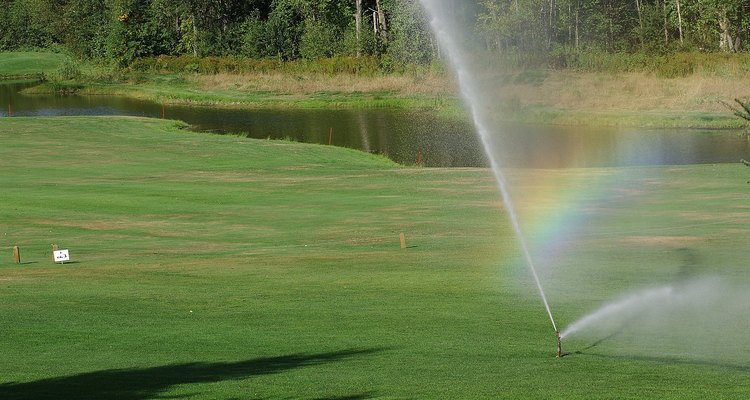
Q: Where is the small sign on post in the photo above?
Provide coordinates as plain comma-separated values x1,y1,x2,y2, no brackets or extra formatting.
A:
53,249,70,264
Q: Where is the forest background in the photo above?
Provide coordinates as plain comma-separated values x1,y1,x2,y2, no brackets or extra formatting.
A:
1,0,749,73
4,0,750,128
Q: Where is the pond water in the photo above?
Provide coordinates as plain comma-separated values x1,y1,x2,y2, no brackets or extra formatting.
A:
2,81,748,168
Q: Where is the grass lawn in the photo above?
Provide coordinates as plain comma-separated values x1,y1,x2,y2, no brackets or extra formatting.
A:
1,117,749,399
0,51,68,78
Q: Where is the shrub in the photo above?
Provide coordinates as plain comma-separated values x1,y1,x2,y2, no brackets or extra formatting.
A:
56,58,81,80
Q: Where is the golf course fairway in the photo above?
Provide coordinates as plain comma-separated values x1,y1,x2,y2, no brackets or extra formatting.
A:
1,116,749,399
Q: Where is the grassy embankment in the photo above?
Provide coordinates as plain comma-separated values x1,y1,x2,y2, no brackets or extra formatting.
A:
1,117,750,398
4,51,750,128
0,51,68,81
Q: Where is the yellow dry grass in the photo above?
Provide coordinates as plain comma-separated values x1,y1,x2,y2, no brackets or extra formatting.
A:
187,68,750,123
192,72,455,96
495,71,750,113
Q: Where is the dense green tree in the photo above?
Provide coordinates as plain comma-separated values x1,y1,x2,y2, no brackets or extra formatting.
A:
3,0,750,68
63,0,110,58
1,0,58,49
107,0,173,66
385,0,436,66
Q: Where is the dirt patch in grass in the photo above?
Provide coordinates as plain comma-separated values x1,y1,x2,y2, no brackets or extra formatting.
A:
34,219,174,232
621,235,706,247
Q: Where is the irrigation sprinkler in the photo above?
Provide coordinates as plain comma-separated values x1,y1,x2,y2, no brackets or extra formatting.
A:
556,331,562,358
418,0,560,341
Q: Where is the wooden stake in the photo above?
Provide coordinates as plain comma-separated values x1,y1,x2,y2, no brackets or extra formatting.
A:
12,246,20,264
417,149,422,167
399,233,406,249
52,244,58,263
328,127,333,145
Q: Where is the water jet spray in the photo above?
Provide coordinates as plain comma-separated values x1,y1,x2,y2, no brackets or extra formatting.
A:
418,0,559,350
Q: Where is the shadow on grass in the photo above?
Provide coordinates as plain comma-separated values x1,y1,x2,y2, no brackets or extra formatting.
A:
0,348,382,400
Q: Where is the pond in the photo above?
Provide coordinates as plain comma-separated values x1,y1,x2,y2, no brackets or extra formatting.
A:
2,81,748,168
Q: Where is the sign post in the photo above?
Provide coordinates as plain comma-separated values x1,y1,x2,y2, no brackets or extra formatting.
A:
53,249,70,264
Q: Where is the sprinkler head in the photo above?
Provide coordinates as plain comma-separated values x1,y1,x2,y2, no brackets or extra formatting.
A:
556,331,562,358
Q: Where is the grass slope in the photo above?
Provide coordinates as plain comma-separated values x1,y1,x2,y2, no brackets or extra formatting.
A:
0,51,67,78
1,117,749,399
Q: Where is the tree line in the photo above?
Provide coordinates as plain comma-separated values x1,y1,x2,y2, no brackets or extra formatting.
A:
0,0,749,69
0,0,435,67
476,0,750,56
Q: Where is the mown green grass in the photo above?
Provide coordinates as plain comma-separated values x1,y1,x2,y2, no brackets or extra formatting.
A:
1,117,749,398
0,52,68,78
28,70,453,111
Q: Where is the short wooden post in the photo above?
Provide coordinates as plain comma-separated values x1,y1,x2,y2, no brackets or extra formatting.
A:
399,233,406,249
52,244,58,263
12,246,20,263
328,127,333,145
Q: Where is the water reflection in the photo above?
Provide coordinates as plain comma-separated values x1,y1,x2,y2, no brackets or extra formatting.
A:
1,81,748,168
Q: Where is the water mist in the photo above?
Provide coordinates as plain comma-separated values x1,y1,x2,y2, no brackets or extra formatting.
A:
418,3,750,364
418,1,559,341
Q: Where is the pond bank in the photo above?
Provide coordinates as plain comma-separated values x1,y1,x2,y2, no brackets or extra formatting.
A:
34,70,747,130
2,51,747,129
3,78,749,168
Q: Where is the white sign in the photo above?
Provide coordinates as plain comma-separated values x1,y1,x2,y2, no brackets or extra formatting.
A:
54,249,70,263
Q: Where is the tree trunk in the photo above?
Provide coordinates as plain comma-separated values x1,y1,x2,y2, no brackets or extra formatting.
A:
719,6,734,52
575,0,579,49
548,0,554,47
355,0,362,57
663,0,668,45
635,0,643,47
375,0,387,38
735,4,744,52
567,1,572,44
192,14,198,57
675,0,683,45
607,0,614,51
